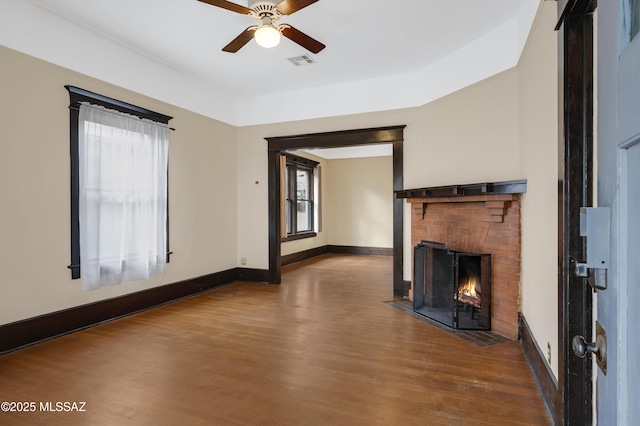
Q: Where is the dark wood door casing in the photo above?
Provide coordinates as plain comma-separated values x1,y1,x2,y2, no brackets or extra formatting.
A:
266,126,406,296
557,1,596,424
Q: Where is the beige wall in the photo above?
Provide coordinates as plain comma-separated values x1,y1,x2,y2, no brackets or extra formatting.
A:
237,70,521,272
0,45,238,325
518,1,559,379
325,156,393,248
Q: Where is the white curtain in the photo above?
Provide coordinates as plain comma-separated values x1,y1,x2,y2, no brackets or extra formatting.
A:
78,103,169,291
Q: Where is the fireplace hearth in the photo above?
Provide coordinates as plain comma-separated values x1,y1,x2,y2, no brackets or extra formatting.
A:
413,241,491,330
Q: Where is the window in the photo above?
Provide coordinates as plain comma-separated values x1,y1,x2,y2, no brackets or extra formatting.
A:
623,0,640,44
283,153,319,240
66,86,172,291
632,0,640,41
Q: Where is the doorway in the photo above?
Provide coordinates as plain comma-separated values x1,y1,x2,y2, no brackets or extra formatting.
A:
266,126,406,296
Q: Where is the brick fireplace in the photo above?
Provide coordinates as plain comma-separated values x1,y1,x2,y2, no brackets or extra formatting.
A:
397,181,526,339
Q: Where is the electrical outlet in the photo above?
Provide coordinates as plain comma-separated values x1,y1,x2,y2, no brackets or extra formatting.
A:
547,342,552,364
240,257,247,266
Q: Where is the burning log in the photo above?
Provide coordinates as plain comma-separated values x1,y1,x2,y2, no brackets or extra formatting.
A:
457,276,481,309
458,293,481,308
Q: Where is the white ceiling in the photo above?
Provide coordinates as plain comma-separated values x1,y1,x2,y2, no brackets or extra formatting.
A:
0,0,539,126
299,144,393,160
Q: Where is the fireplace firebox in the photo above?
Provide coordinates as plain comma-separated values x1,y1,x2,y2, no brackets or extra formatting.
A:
413,240,491,330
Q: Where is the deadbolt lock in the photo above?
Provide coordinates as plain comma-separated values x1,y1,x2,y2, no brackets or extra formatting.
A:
577,207,611,290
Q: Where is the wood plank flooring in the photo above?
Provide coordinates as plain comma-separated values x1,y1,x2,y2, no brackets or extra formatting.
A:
0,254,549,425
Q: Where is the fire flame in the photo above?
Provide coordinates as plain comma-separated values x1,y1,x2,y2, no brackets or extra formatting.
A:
458,277,479,297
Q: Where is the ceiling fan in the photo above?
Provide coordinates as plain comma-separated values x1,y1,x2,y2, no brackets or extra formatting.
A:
197,0,326,54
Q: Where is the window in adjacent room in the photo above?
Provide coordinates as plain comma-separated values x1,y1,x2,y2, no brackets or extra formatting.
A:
283,153,319,240
632,0,640,40
66,86,172,291
623,0,640,45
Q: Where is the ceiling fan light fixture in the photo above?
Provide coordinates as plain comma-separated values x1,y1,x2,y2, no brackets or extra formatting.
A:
201,0,325,54
254,24,280,48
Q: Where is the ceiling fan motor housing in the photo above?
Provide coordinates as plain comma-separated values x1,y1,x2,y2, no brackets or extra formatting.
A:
248,1,282,20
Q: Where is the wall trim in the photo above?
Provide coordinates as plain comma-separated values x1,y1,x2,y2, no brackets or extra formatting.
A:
0,267,268,355
403,280,411,296
236,268,270,283
282,245,393,267
282,246,329,266
520,313,560,425
327,245,393,256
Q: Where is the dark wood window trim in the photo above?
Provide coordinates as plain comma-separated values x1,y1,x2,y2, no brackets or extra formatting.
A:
285,153,319,169
266,125,406,296
65,85,173,279
281,232,317,242
284,153,318,239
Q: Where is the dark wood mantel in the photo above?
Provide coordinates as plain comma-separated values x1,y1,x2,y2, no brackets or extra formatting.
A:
395,179,526,199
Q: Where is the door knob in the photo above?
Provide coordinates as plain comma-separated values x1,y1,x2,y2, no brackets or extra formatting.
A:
572,323,607,375
572,335,602,358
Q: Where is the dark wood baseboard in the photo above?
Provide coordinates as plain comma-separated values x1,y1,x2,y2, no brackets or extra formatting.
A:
282,246,330,266
237,268,270,283
327,245,393,256
403,280,411,297
282,245,393,267
0,267,268,355
520,313,560,425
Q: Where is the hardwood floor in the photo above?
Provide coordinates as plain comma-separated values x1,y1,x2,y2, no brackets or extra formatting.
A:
0,254,549,425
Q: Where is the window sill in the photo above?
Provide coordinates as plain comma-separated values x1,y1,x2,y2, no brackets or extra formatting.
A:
282,232,317,242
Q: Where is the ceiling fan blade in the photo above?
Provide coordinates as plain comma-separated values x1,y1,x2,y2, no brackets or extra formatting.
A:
276,0,319,16
197,0,251,15
281,25,325,54
222,26,258,53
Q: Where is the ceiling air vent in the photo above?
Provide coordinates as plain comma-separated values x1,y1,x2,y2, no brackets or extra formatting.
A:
287,55,316,66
